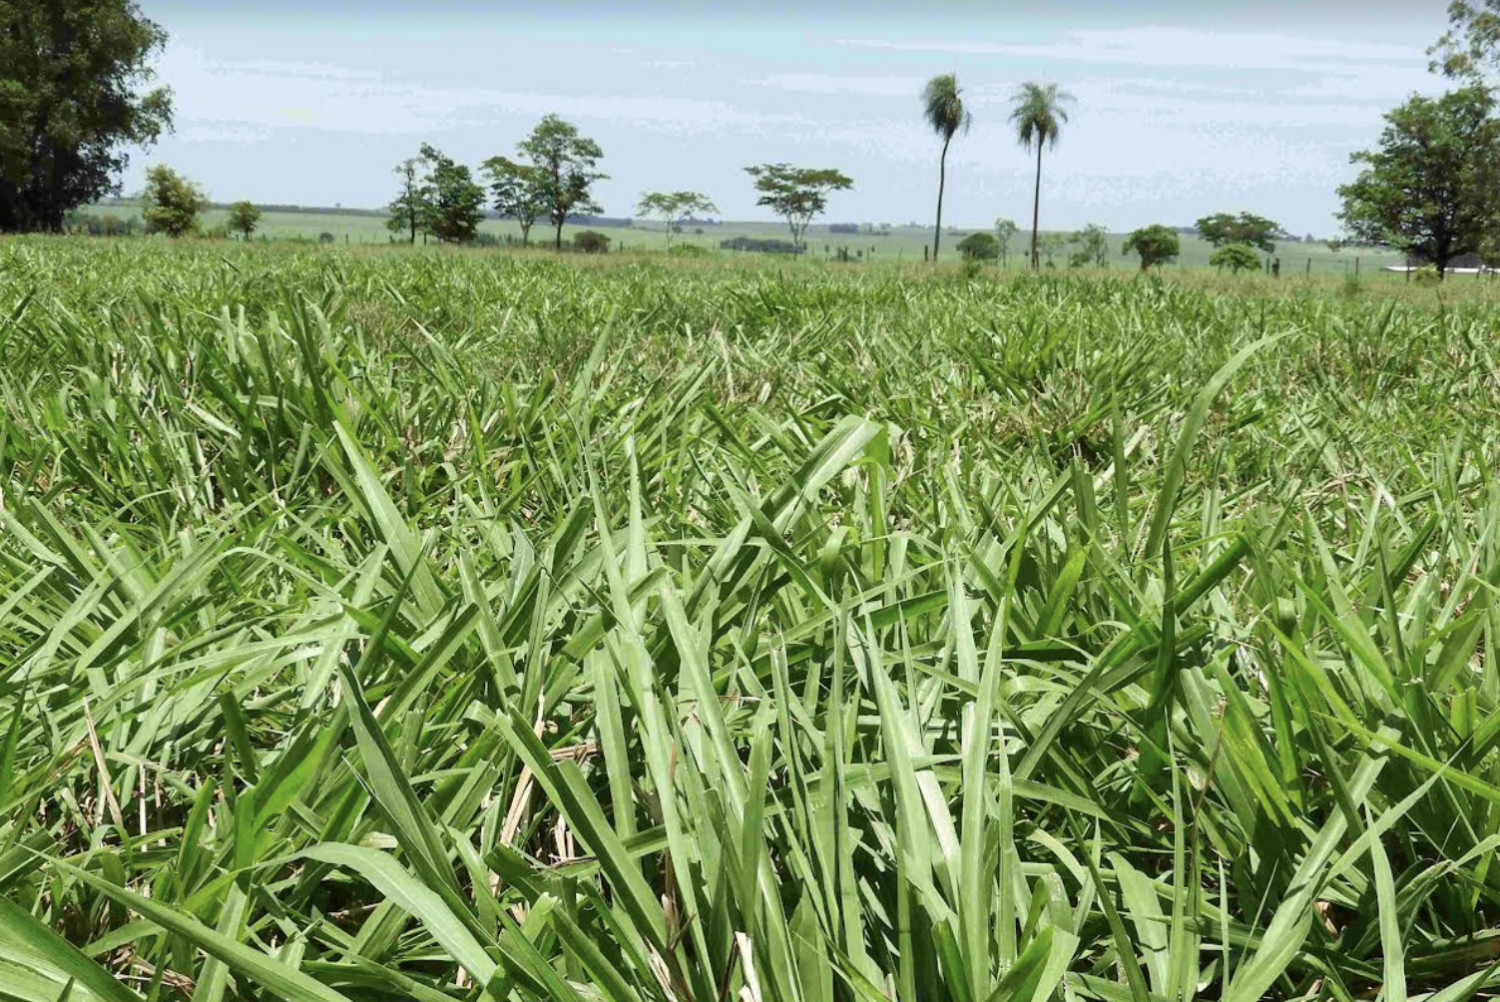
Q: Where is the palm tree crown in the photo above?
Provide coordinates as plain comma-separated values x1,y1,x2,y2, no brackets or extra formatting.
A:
923,73,971,143
1009,82,1073,151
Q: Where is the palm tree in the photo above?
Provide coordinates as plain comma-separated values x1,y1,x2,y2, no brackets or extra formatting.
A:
1009,82,1074,270
922,73,971,263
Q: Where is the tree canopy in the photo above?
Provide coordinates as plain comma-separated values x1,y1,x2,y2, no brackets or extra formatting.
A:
1210,243,1262,274
744,164,853,249
480,156,547,246
1194,212,1283,253
1337,86,1500,277
636,191,719,246
0,0,173,231
228,201,261,240
1068,223,1110,268
1123,225,1180,271
417,143,485,244
1010,82,1074,269
518,114,608,249
140,165,205,238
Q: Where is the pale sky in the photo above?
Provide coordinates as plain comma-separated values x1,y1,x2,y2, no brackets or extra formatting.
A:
124,0,1447,235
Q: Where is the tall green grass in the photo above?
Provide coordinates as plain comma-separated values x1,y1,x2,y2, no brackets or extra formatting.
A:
4,237,1500,1002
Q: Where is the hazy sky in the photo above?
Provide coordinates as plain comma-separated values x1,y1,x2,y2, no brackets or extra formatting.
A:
125,0,1447,234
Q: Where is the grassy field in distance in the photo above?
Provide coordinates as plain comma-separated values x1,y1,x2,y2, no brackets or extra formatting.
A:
86,196,1404,274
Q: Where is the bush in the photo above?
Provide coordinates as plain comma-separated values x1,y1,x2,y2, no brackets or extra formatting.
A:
318,232,336,245
1210,243,1262,274
669,244,709,257
1413,264,1441,286
956,232,1000,261
719,236,804,255
573,230,611,254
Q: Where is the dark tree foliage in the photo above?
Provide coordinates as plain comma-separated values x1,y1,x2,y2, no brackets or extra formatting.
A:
1194,212,1283,253
1338,86,1500,277
0,0,173,232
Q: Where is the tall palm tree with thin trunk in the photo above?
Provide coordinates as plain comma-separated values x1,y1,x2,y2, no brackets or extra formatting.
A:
922,73,971,263
1009,82,1074,271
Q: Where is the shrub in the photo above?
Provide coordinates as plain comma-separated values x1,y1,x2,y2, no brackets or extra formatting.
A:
1413,264,1441,286
669,243,709,257
318,232,336,245
719,236,804,255
957,232,1000,261
1210,243,1262,274
573,230,611,254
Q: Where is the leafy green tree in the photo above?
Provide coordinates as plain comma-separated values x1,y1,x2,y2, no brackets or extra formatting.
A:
572,230,611,254
480,156,546,246
0,0,173,232
518,114,608,250
1210,243,1262,274
635,191,718,247
1194,211,1283,253
228,201,260,240
1122,224,1180,271
1009,82,1074,270
1337,86,1500,278
386,158,424,244
744,163,854,249
1068,223,1109,268
922,73,971,263
956,231,999,261
1430,1,1500,79
417,143,485,244
140,164,205,237
994,218,1019,267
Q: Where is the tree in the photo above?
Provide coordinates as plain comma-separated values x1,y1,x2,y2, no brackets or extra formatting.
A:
573,230,611,254
0,0,173,232
1040,232,1065,268
480,156,546,246
1068,223,1109,268
1210,243,1261,274
1122,225,1180,271
635,191,718,248
228,201,260,240
994,218,1019,267
417,143,485,244
1430,1,1500,80
956,231,999,261
922,73,971,263
518,114,607,250
1194,211,1283,253
1009,82,1074,271
139,165,205,237
745,164,854,249
386,158,424,244
1337,86,1500,279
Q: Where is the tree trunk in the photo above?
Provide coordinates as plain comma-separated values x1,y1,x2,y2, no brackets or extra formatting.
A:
520,222,531,246
1030,143,1043,271
933,135,951,263
555,219,564,250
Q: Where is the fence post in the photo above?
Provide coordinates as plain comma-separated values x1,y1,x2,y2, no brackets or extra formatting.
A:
1355,257,1360,277
1306,258,1311,275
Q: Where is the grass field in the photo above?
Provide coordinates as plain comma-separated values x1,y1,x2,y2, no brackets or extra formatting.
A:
4,238,1500,1002
83,198,1404,275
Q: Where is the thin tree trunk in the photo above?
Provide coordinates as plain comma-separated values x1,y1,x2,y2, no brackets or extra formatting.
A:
555,220,563,250
1030,143,1043,271
933,135,951,263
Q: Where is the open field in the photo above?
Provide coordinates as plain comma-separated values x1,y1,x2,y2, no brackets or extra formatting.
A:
83,198,1404,275
5,238,1500,1002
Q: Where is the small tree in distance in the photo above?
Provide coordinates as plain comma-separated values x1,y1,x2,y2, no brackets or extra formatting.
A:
480,156,547,246
994,218,1019,267
228,201,260,240
141,165,206,237
745,163,854,250
1195,211,1282,253
956,231,999,261
1068,223,1109,268
386,158,424,244
1123,225,1180,271
636,191,719,247
519,114,608,250
1210,243,1261,274
417,143,485,244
